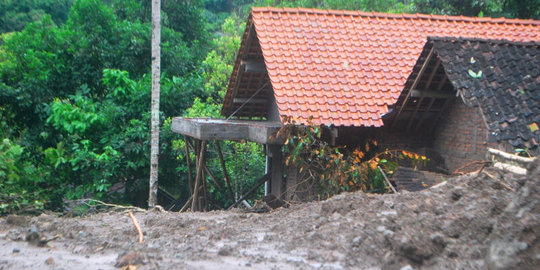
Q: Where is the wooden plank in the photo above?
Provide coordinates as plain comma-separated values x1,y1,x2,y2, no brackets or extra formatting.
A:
493,162,527,175
488,148,536,164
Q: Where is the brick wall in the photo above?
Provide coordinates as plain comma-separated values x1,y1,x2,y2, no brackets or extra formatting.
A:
326,100,498,174
432,100,493,172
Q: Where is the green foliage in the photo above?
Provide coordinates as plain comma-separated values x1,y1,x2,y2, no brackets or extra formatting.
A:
0,0,212,213
0,139,47,215
282,123,428,196
0,0,73,33
244,0,413,13
412,0,539,18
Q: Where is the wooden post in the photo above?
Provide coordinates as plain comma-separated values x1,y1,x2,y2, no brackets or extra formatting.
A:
191,140,206,212
378,166,397,193
183,135,193,194
216,141,235,203
268,144,283,198
227,174,270,210
202,165,208,211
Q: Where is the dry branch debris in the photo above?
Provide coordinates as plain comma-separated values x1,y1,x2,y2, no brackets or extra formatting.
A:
128,211,144,243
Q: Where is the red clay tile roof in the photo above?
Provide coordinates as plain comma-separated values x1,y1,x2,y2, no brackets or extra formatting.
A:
224,7,540,127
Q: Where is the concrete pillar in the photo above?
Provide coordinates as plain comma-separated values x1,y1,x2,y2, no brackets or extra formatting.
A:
267,144,283,198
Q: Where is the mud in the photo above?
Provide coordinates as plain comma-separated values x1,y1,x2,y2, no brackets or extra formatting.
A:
1,162,538,269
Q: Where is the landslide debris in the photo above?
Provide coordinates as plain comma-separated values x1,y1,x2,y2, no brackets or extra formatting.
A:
0,161,538,269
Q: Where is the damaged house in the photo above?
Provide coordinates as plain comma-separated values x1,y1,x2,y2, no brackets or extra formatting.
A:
173,7,540,201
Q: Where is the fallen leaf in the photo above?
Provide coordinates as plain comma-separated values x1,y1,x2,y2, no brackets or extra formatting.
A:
468,69,482,78
529,123,539,132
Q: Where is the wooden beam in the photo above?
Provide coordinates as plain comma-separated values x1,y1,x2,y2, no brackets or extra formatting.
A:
493,162,527,175
406,59,441,131
488,148,536,164
410,89,454,99
230,24,256,105
424,59,441,89
233,98,266,104
226,174,270,210
186,141,222,190
378,166,397,193
392,46,435,128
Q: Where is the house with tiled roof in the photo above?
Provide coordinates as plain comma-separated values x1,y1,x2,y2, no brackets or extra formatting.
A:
394,37,539,171
173,8,540,200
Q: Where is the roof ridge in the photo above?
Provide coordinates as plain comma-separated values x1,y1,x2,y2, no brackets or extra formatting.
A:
428,36,540,46
250,6,540,25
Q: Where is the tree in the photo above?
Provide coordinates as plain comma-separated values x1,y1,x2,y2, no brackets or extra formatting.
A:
148,0,161,208
0,0,73,34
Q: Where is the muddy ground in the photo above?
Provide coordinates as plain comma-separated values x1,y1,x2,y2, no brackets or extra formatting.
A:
1,161,539,270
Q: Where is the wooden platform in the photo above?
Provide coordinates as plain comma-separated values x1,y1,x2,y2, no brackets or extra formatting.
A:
171,117,285,144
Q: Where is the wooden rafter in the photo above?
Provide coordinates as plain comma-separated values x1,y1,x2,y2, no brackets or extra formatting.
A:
406,57,441,132
392,46,434,128
230,24,256,114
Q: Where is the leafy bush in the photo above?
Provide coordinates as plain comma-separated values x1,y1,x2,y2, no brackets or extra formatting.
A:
0,139,46,215
282,122,427,198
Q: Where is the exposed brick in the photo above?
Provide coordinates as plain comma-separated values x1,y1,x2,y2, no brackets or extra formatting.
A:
433,101,490,172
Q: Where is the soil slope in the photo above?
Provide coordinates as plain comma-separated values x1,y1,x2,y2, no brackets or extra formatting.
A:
1,161,538,270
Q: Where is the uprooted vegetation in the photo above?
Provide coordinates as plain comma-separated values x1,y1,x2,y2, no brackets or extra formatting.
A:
1,159,538,269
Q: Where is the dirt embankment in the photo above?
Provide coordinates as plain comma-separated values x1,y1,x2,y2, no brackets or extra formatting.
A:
1,161,538,270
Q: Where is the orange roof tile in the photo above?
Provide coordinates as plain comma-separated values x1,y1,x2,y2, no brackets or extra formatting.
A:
225,7,540,127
